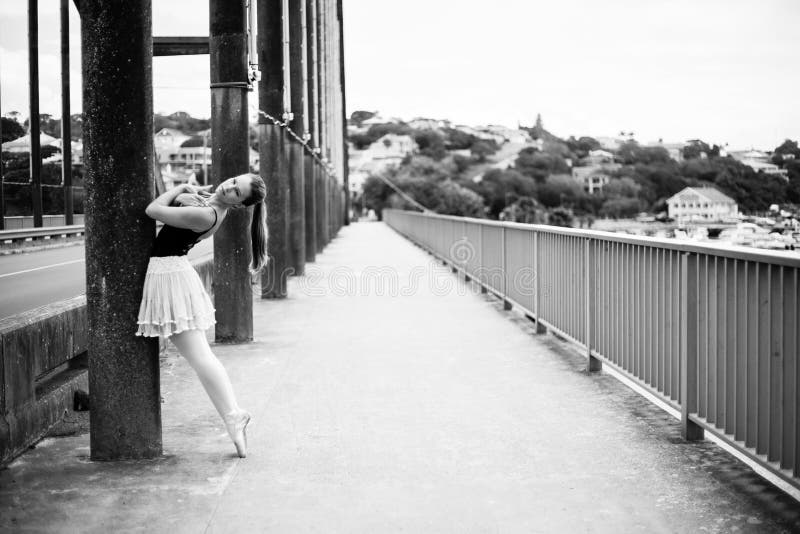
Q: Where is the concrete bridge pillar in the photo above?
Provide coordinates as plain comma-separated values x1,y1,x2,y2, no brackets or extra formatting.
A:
288,0,307,276
259,0,290,299
78,0,161,460
209,0,253,342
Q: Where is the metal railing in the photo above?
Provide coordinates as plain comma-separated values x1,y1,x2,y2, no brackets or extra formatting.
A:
0,225,85,244
384,209,800,489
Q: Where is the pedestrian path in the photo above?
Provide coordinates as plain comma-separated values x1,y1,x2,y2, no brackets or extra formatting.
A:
1,221,798,533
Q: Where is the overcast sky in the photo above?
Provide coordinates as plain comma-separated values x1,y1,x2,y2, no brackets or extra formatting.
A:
1,0,798,149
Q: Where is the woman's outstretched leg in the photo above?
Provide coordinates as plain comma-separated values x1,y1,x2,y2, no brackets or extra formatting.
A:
169,329,239,419
170,329,250,457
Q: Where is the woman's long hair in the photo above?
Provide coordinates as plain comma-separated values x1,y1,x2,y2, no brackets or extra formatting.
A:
242,173,268,272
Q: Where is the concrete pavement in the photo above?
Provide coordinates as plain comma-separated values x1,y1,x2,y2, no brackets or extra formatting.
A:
0,221,798,533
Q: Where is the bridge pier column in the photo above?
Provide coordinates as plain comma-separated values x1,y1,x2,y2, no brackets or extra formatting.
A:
79,0,161,459
209,0,253,342
288,0,307,276
259,0,290,299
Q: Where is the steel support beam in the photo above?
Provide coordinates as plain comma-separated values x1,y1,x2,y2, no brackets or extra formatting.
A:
210,0,253,342
79,0,161,460
153,36,209,56
28,0,44,228
61,0,73,225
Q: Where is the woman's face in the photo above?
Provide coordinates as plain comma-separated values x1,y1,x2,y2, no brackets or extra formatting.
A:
216,175,253,206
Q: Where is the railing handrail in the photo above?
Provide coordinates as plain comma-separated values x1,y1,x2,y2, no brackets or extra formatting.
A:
391,210,800,268
0,225,86,241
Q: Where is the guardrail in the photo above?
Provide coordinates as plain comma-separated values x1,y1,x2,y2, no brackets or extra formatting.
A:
0,254,213,466
0,225,85,245
2,215,85,230
384,208,800,490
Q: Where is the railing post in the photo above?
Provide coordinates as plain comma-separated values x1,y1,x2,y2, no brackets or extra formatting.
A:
534,231,546,334
502,224,511,310
585,238,601,372
681,252,704,440
479,224,487,293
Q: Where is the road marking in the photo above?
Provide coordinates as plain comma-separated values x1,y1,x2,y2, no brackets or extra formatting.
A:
0,259,85,279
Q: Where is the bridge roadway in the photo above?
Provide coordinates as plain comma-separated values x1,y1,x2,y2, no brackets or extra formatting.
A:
1,222,798,532
0,238,213,320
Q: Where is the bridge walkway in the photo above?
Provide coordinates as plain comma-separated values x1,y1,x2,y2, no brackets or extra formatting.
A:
0,221,798,532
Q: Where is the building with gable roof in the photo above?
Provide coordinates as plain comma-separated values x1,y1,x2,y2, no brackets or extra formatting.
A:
667,187,739,223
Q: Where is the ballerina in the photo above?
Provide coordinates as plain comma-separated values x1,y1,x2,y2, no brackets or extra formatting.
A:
136,174,267,457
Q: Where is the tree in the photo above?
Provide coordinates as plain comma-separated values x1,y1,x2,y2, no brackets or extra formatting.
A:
514,148,570,182
453,154,472,174
413,130,447,160
349,110,376,126
1,116,25,143
565,136,601,159
468,168,537,218
535,174,584,208
602,177,641,199
772,139,800,166
500,196,547,223
600,197,643,218
547,207,574,227
786,160,800,204
616,140,671,165
470,140,495,163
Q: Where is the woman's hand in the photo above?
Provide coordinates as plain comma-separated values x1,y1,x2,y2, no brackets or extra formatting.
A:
182,184,213,197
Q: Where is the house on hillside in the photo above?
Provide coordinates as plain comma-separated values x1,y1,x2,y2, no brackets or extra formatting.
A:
667,187,738,223
408,118,445,130
572,163,621,194
729,149,788,179
347,134,417,194
584,149,615,165
594,136,624,151
645,141,685,162
154,128,191,165
1,133,58,153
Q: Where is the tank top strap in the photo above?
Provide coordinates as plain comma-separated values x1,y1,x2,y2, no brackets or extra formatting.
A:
203,206,218,233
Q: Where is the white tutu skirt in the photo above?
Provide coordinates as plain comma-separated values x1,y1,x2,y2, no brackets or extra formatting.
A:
135,256,216,338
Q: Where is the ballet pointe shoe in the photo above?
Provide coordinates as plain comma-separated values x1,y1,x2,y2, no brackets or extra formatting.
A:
224,409,251,458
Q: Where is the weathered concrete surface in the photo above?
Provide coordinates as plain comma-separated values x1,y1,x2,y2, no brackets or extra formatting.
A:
0,222,798,533
79,0,161,460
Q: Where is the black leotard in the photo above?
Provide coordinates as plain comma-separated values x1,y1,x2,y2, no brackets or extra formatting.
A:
152,207,217,257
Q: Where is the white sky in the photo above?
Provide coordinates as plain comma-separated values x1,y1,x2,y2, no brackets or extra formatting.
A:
1,0,798,150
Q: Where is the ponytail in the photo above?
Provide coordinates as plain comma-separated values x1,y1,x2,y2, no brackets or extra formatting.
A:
250,199,268,273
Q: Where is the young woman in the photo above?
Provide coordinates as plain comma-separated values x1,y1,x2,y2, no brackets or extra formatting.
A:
136,173,267,458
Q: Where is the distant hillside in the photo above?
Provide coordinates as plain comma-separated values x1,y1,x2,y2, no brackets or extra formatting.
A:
154,111,210,133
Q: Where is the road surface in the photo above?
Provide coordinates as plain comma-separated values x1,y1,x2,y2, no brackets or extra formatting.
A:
0,239,212,320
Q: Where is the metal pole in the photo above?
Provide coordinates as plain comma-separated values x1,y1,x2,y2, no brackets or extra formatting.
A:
337,0,349,226
304,0,317,262
28,0,44,227
79,0,161,459
259,0,290,298
60,0,73,225
201,131,208,185
288,0,306,275
210,0,253,341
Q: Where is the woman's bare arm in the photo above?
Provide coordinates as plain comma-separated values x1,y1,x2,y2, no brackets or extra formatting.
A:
145,185,214,231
